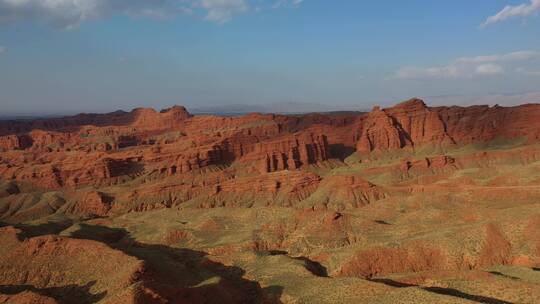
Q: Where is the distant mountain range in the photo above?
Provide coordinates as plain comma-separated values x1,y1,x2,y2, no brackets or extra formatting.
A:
0,102,366,120
188,102,366,115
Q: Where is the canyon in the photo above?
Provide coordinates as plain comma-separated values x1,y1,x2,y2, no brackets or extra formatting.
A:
1,98,540,303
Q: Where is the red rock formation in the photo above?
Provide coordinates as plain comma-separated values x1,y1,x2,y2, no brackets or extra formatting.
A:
0,134,33,151
0,106,192,136
304,174,387,211
0,99,540,303
3,100,540,303
478,223,512,267
63,191,113,218
240,132,329,173
437,103,540,144
356,98,540,153
384,99,454,147
357,106,410,153
0,226,147,304
338,242,447,278
198,171,321,208
0,100,539,200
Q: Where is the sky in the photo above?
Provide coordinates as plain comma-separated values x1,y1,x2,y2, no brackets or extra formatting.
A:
1,0,540,114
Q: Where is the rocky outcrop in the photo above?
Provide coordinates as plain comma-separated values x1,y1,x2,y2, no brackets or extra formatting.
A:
338,242,447,279
356,98,540,153
62,191,113,218
0,100,539,198
195,171,322,208
0,226,147,304
0,153,143,189
0,106,192,137
385,99,454,147
356,100,451,153
357,106,410,153
0,134,33,151
302,174,387,210
241,133,329,173
437,103,540,144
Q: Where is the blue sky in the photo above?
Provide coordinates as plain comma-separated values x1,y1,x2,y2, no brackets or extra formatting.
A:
1,0,540,114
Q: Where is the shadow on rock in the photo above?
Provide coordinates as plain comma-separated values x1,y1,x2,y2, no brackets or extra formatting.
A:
267,250,328,277
370,278,514,304
0,281,106,304
70,223,283,304
14,219,74,239
488,271,520,280
329,144,356,161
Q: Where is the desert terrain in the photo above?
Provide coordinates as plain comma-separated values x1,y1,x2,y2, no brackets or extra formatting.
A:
1,98,540,303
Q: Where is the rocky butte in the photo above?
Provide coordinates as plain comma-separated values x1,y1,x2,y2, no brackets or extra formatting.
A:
1,98,540,303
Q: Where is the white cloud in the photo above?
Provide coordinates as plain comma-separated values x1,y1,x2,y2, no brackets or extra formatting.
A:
483,0,540,27
0,0,192,29
516,67,540,76
393,65,460,80
457,51,540,63
273,0,304,8
475,64,504,75
0,0,300,28
392,50,539,80
200,0,248,24
425,91,540,107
